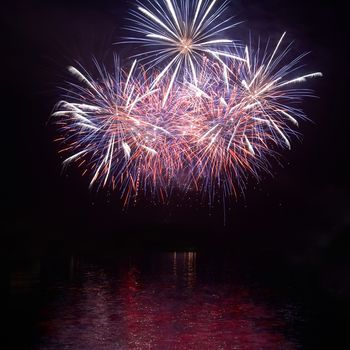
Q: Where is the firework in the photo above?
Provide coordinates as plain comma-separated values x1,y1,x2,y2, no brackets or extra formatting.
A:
53,0,322,206
53,59,197,204
123,0,244,92
179,35,322,202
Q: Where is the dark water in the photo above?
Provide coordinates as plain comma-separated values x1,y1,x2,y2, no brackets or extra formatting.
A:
6,252,309,349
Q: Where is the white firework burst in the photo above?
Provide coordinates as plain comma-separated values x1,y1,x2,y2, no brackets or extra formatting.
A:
123,0,244,88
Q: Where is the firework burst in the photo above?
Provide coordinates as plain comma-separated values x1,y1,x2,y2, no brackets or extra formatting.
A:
124,0,244,89
53,59,198,204
178,35,322,202
52,0,322,206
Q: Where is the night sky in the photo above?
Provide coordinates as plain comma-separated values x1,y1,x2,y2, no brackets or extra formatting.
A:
3,0,349,279
2,0,350,348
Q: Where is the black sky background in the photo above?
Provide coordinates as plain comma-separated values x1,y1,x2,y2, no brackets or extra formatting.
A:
2,0,349,259
2,1,350,348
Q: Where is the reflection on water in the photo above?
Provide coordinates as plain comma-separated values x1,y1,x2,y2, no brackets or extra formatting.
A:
9,252,300,349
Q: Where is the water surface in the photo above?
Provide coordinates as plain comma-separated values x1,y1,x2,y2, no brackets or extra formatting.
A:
8,252,304,349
